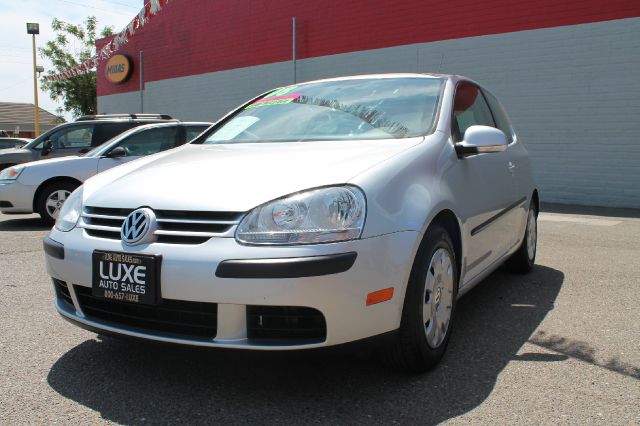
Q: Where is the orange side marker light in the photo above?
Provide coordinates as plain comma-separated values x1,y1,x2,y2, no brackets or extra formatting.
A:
366,287,394,306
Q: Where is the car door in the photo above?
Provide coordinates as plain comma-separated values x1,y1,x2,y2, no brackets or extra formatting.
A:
97,125,179,173
38,124,95,158
445,82,520,282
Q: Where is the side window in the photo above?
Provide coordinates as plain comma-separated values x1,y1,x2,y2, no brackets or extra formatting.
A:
48,125,94,149
452,83,495,142
184,126,209,143
483,90,514,144
117,127,178,157
92,123,137,146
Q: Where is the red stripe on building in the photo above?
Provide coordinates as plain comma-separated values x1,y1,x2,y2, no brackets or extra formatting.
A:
97,0,640,96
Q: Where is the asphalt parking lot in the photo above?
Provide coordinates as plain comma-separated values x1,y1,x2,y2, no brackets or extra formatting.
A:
0,206,638,425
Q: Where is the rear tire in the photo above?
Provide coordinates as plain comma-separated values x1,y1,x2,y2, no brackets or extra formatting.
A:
506,202,537,273
381,223,458,373
36,181,79,226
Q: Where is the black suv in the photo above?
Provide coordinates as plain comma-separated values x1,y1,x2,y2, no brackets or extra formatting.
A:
0,114,174,172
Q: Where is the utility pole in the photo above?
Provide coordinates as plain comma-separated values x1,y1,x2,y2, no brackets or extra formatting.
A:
139,50,144,113
26,22,40,137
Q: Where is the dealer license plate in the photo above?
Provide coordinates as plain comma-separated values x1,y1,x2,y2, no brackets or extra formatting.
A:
92,250,161,305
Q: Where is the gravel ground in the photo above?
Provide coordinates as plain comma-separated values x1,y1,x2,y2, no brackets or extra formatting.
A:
0,205,638,425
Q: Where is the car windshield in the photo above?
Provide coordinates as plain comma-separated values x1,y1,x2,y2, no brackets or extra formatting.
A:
198,77,445,144
24,127,62,149
82,126,149,157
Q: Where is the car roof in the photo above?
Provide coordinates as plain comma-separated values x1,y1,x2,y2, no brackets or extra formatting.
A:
0,137,32,141
124,121,212,130
294,72,451,85
58,119,210,126
75,113,174,121
67,118,178,125
290,72,481,89
100,122,212,138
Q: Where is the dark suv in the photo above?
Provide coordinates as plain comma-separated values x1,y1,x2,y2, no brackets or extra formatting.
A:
0,114,174,172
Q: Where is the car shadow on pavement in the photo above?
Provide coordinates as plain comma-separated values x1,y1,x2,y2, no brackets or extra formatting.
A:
0,215,50,232
47,265,564,425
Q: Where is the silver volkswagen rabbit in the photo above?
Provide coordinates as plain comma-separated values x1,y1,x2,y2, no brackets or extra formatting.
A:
43,74,538,372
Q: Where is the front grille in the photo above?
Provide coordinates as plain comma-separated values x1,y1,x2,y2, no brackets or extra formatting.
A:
53,278,73,306
81,206,243,244
247,305,327,344
74,285,218,339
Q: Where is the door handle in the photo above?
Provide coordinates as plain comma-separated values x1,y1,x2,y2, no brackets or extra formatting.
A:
508,162,516,174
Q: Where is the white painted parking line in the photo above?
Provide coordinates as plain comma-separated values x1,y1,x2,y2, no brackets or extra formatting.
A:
538,213,621,226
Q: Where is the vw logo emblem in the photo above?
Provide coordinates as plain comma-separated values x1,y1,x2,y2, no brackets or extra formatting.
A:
121,208,157,246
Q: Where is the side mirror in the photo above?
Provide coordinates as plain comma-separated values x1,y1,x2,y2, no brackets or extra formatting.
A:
41,140,53,156
455,125,507,157
106,146,126,158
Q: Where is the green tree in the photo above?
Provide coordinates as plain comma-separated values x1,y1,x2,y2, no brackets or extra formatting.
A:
40,17,113,117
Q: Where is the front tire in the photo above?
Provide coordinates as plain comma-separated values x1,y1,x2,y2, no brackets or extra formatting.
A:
36,181,79,226
382,223,458,372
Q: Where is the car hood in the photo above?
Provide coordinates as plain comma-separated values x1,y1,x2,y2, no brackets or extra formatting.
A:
84,138,423,212
21,155,81,168
17,156,97,186
0,148,30,156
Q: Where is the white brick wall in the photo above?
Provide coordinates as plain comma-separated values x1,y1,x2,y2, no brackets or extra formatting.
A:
99,17,640,208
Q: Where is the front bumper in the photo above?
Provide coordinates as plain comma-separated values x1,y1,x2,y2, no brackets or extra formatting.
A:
46,227,419,349
0,181,36,213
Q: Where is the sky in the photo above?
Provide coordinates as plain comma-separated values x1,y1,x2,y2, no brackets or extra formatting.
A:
0,0,144,122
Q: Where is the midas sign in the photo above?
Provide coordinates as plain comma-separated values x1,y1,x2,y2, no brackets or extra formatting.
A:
105,54,133,84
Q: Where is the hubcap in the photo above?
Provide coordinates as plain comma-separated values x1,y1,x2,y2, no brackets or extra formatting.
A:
526,208,537,260
46,190,71,219
423,248,454,348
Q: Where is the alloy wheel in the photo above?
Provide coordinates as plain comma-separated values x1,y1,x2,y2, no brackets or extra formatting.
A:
46,190,71,220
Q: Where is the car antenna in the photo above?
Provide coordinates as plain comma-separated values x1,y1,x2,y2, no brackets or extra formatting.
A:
437,53,445,73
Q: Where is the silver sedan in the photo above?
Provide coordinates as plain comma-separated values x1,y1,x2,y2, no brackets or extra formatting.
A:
44,74,538,372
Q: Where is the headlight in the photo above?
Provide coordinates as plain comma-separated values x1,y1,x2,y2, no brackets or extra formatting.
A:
54,186,83,232
236,185,366,245
0,165,24,181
